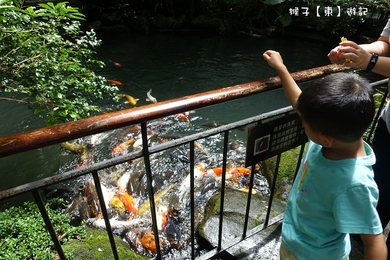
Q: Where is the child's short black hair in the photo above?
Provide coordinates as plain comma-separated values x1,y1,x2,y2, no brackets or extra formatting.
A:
296,72,375,143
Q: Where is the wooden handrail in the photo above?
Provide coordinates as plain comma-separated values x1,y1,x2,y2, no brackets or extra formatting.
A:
0,64,348,158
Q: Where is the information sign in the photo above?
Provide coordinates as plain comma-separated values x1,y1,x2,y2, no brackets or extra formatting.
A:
245,111,308,167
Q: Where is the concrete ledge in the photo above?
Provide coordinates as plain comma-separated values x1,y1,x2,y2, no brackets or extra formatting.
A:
224,220,367,260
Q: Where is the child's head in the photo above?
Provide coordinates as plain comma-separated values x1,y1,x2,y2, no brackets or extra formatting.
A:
296,72,375,143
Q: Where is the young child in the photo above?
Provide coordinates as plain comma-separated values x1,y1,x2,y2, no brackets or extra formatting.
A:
263,50,387,260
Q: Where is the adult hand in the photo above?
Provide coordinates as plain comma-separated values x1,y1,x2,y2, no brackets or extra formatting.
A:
328,46,344,65
330,41,372,70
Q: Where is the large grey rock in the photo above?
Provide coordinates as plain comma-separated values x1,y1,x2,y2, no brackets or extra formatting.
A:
197,189,286,248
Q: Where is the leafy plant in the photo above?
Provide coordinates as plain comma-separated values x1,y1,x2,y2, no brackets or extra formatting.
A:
0,1,119,125
0,199,86,259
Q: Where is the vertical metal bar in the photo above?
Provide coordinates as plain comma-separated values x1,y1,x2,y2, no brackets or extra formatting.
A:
293,144,306,182
217,131,229,250
32,190,66,260
263,154,281,227
141,122,162,259
242,163,256,239
190,141,195,260
91,170,119,260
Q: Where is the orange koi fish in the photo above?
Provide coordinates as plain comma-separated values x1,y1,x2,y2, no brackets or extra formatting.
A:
230,167,251,176
117,191,138,215
209,167,223,177
112,138,135,156
109,59,122,67
117,94,139,106
157,212,168,231
175,113,190,123
107,79,122,86
208,167,251,177
139,230,157,253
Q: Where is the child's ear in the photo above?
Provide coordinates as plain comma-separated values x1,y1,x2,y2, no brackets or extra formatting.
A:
319,133,333,148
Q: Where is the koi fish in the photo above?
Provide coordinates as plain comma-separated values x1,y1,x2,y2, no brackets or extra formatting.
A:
62,142,87,157
157,209,168,231
231,167,251,176
117,94,139,106
117,191,138,215
133,132,154,148
84,181,102,218
62,141,93,167
174,113,190,123
178,163,207,199
184,110,195,116
127,125,141,134
238,187,257,194
89,132,110,146
107,79,122,86
87,218,144,230
112,138,135,156
109,196,126,214
341,37,350,63
117,170,131,191
194,141,210,156
146,89,157,103
207,167,251,177
157,214,168,231
138,184,174,216
109,60,122,67
139,230,157,253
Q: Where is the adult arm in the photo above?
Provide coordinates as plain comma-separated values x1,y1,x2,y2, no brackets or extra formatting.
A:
360,233,388,260
262,50,301,110
360,36,390,56
329,37,390,78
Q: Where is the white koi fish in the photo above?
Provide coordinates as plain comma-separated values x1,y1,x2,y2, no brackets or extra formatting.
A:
178,163,207,200
117,170,131,192
133,133,154,148
146,89,157,103
87,217,144,230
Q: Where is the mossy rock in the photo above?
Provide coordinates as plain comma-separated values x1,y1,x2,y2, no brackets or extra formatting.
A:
62,227,148,260
197,189,285,248
261,145,306,199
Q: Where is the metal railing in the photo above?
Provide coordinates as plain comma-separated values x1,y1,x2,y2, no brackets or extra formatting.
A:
0,64,387,260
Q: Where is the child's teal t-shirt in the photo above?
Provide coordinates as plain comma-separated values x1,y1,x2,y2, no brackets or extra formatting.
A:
282,140,382,260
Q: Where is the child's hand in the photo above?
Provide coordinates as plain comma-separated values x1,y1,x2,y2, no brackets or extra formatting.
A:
263,50,285,71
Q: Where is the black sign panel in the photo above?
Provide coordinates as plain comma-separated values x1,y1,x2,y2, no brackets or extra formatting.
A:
245,111,308,167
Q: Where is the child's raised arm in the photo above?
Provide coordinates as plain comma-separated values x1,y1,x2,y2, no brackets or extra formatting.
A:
263,50,301,110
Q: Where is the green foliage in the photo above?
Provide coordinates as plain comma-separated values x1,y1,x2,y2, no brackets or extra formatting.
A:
0,199,86,259
0,1,119,125
363,89,389,143
62,227,149,260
